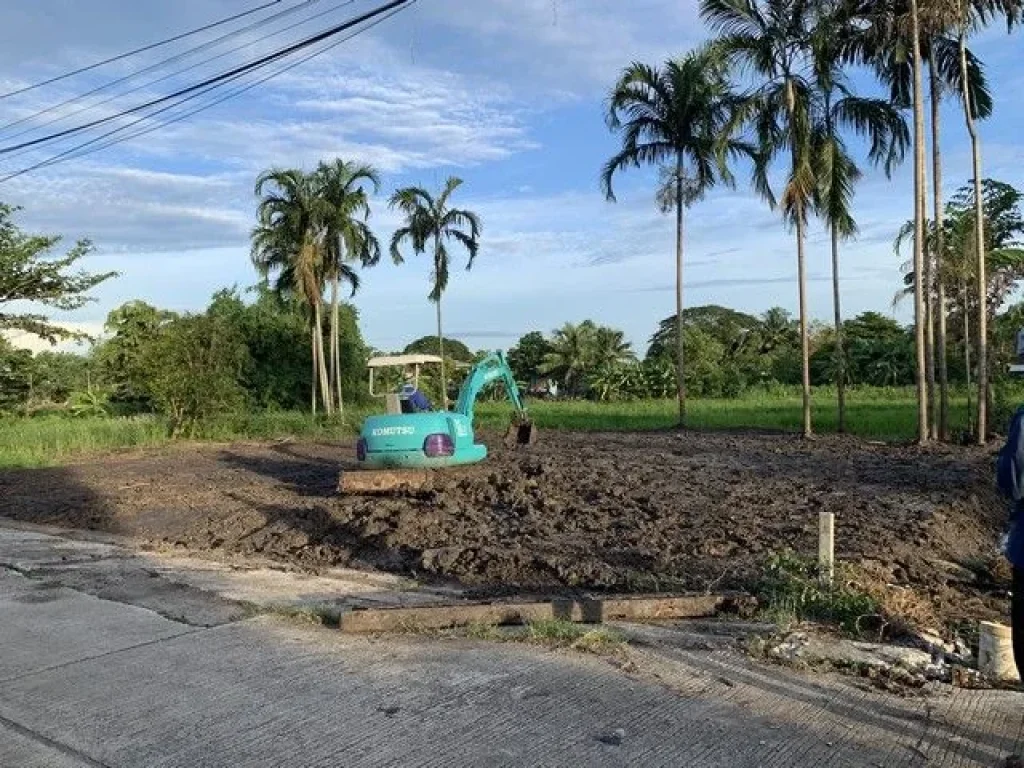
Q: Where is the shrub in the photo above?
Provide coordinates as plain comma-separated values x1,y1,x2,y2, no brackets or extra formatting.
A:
756,551,879,636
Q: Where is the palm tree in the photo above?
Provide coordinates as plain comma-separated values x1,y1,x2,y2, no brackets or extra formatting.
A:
313,159,381,417
809,0,910,433
592,326,636,371
926,30,992,439
540,321,598,396
846,0,1016,441
701,0,823,438
601,46,751,428
252,168,331,415
389,177,481,405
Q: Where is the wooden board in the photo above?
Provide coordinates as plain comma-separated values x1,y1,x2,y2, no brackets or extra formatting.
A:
338,469,431,494
339,594,739,633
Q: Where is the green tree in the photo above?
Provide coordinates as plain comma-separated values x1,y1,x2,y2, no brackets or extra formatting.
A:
138,313,249,438
847,0,1018,441
540,321,598,397
602,46,751,427
0,203,114,344
96,300,176,406
313,159,381,417
701,0,821,437
808,0,909,432
591,326,636,370
0,337,32,411
252,168,331,415
507,331,553,385
30,351,93,404
403,335,474,362
895,179,1024,425
759,307,800,353
390,177,481,405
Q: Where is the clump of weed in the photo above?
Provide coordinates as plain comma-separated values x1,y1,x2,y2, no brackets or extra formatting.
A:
464,621,503,641
268,603,342,628
525,618,624,654
756,551,879,636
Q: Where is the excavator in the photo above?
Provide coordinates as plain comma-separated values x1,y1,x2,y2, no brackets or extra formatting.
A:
339,350,536,493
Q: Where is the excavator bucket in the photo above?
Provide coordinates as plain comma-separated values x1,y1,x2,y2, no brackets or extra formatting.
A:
339,469,431,494
505,419,537,447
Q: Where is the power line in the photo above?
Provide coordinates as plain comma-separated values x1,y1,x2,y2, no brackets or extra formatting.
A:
0,0,413,156
0,0,360,142
0,2,415,182
0,0,285,101
0,0,333,137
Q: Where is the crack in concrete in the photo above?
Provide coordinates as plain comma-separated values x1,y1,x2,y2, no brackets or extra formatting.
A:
0,626,205,686
0,712,112,768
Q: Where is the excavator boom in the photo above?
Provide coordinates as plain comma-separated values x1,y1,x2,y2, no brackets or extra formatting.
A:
454,351,536,445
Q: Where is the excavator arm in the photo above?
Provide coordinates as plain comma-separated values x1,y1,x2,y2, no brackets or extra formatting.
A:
454,351,527,423
452,351,535,445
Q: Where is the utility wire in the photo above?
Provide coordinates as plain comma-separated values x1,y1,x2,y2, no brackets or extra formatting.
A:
0,0,285,101
0,2,414,182
0,0,413,156
0,0,333,137
0,0,359,141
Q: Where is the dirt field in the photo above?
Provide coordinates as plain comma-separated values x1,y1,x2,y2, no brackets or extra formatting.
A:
0,429,1011,629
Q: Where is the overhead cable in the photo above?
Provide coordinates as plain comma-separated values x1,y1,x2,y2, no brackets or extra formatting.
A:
0,0,285,101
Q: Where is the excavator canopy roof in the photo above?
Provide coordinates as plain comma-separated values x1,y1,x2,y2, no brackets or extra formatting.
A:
367,354,444,368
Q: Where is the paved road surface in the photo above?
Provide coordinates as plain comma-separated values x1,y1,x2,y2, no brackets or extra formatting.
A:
1,522,1022,767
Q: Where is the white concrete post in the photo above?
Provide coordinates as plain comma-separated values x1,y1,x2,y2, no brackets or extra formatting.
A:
818,511,835,587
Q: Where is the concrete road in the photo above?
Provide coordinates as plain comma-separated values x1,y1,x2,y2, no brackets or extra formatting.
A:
1,522,1023,767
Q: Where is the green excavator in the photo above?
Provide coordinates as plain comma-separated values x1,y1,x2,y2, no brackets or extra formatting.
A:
340,350,535,493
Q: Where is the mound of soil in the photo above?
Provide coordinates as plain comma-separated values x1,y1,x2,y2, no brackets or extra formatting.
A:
0,430,1010,627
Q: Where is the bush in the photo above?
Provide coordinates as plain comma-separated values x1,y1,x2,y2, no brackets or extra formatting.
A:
138,314,248,437
756,551,879,636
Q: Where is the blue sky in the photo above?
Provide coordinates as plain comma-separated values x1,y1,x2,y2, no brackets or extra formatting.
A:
1,0,1022,355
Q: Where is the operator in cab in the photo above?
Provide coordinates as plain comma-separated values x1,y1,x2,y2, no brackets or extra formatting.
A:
399,367,432,413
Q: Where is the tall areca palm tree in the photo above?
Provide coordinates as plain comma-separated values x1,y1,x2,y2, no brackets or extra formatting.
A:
847,0,1015,441
601,46,751,428
389,177,481,405
949,0,1023,439
252,168,331,414
809,0,910,432
313,159,381,417
701,0,823,438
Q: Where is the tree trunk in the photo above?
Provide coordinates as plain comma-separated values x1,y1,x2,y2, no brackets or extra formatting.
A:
314,301,331,415
329,275,339,414
830,225,845,433
796,214,812,439
910,0,929,445
332,275,345,420
310,324,317,417
674,155,686,428
964,281,973,437
959,28,987,443
929,53,949,442
435,296,446,408
937,282,949,439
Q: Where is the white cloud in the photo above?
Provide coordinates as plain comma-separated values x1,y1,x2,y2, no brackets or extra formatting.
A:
4,322,104,353
412,0,704,92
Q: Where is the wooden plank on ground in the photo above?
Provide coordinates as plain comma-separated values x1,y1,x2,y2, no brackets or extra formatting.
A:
339,469,431,494
339,594,737,633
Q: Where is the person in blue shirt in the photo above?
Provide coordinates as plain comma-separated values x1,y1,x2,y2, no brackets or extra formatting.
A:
997,405,1024,677
399,368,432,413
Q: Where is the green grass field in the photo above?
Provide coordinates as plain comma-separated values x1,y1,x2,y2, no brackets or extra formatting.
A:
0,387,992,469
478,387,977,438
